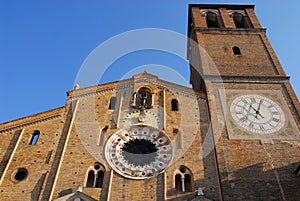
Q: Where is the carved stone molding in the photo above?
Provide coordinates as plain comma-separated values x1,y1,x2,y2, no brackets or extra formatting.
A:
0,107,64,133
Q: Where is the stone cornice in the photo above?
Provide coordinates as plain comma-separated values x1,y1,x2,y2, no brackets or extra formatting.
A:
193,27,266,34
67,81,120,99
0,107,64,133
203,75,290,83
189,4,255,9
68,74,207,101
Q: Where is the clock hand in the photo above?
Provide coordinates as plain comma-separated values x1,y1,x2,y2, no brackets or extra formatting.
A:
248,105,260,119
257,112,264,119
249,104,257,112
242,104,253,121
255,99,264,119
257,100,262,111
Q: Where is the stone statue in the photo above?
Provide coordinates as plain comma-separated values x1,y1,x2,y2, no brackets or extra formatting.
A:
140,93,147,108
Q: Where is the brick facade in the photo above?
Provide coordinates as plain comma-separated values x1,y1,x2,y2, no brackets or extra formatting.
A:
0,4,299,201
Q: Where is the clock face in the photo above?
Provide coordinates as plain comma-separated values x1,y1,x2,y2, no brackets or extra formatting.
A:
230,94,285,134
104,125,173,179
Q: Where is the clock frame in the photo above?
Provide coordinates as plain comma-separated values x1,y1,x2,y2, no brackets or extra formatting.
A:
221,89,300,140
230,94,285,134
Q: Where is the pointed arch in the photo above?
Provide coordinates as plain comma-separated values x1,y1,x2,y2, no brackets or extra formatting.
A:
175,174,183,191
95,170,104,188
86,170,95,188
184,174,192,192
85,162,106,188
174,166,194,192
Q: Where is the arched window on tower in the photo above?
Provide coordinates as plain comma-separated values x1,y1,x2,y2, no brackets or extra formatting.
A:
206,12,219,28
232,46,242,56
171,99,179,111
231,12,253,29
29,130,40,145
85,163,105,188
232,13,244,28
200,9,224,28
174,166,193,192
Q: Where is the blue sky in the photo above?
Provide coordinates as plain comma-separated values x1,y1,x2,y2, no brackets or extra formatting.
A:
0,0,299,123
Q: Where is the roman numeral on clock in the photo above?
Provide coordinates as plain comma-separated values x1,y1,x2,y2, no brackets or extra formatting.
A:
241,98,248,105
259,124,265,130
249,122,254,129
240,116,247,122
236,111,243,115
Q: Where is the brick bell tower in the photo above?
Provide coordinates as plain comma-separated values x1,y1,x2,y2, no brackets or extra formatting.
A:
188,4,300,201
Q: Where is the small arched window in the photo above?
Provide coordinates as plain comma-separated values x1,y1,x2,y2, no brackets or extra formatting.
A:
95,170,104,188
86,170,95,188
174,166,193,192
171,99,179,111
232,46,242,56
108,97,116,110
206,12,219,28
184,174,192,192
175,174,183,191
29,130,40,145
85,163,105,188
